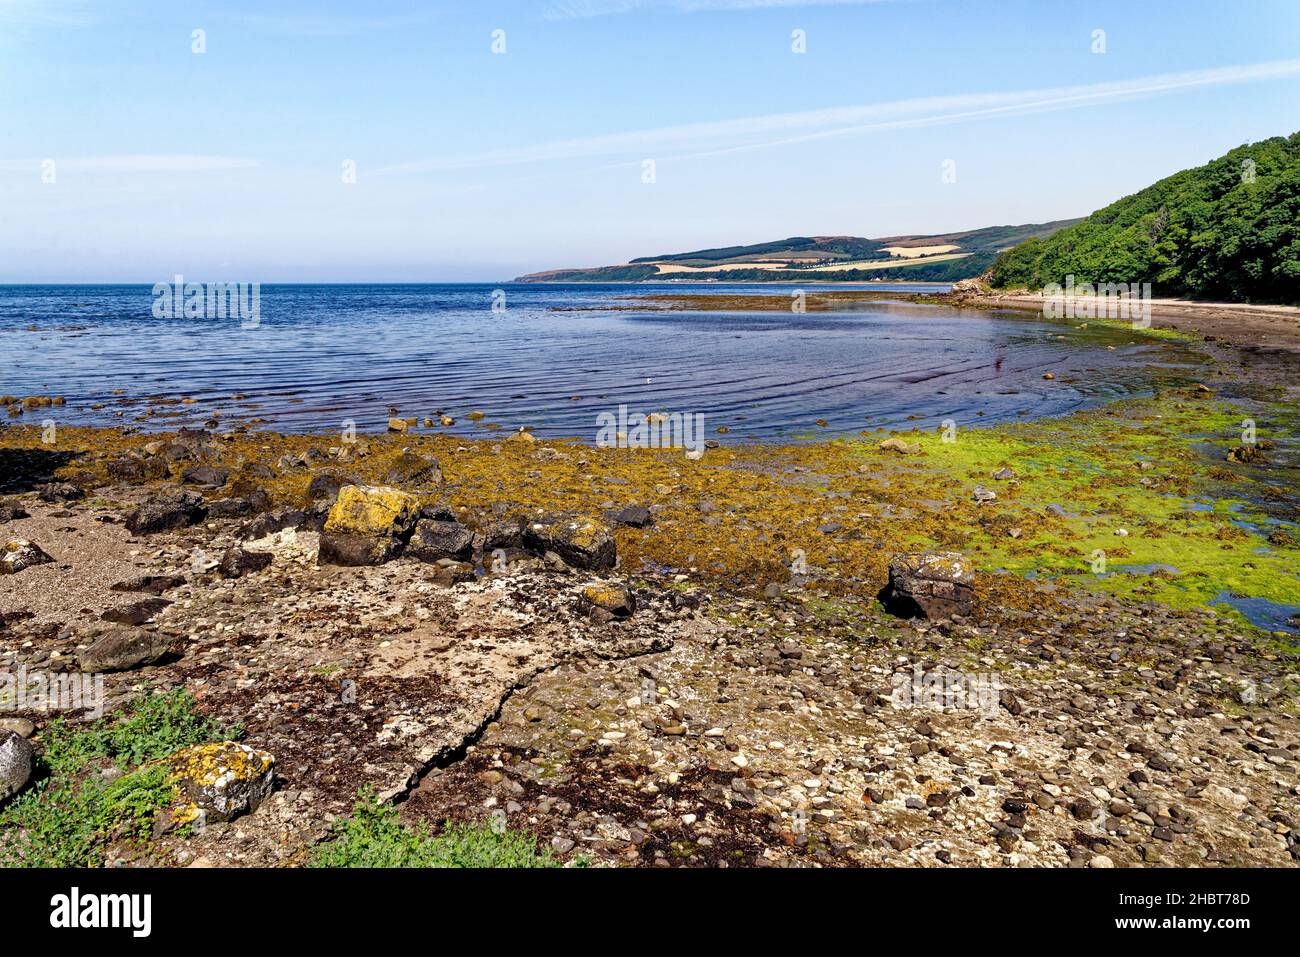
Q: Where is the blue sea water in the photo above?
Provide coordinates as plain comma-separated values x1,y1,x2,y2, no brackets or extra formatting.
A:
0,282,1207,441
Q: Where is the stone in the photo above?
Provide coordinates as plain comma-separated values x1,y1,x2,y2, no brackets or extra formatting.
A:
317,484,420,566
207,493,266,518
77,627,172,672
0,718,34,738
110,574,186,595
581,583,636,618
407,519,474,562
0,500,29,523
972,484,997,502
101,597,171,626
879,437,920,455
37,481,84,503
384,452,442,487
1,539,53,574
181,465,230,488
992,467,1016,481
125,489,207,535
217,546,273,579
0,731,34,805
306,472,351,504
240,506,312,540
612,505,653,528
523,515,616,570
167,742,275,824
881,552,975,620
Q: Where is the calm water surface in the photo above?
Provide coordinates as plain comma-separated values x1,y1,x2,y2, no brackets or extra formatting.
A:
1,282,1209,441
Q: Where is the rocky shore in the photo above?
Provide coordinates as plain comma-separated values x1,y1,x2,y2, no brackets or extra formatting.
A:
1,382,1298,867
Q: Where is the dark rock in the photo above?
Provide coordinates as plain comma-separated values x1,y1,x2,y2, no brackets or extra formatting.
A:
523,515,616,570
240,506,313,540
207,495,262,518
407,519,474,562
106,455,168,484
181,465,230,488
383,452,443,488
110,574,186,595
482,517,524,550
101,597,171,625
880,552,975,620
306,472,353,505
37,481,84,502
217,546,273,579
612,505,653,528
125,489,207,535
0,500,29,523
77,627,172,672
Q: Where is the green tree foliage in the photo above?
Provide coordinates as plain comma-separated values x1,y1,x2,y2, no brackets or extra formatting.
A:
991,132,1300,303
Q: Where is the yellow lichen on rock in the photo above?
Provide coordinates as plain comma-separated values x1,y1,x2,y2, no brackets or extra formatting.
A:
324,484,419,537
167,741,275,824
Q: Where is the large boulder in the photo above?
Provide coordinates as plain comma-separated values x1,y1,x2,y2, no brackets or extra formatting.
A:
317,484,419,566
1,539,52,574
167,742,274,824
881,552,975,621
0,731,33,805
77,627,173,672
125,489,208,535
406,519,474,562
523,515,617,570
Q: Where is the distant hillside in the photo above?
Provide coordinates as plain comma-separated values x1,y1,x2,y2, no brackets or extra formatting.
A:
515,220,1079,283
992,132,1300,303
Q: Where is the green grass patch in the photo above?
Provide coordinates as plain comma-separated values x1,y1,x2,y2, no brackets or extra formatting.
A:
311,789,570,868
0,689,235,867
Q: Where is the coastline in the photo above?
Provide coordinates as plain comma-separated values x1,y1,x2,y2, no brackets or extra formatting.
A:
2,353,1298,866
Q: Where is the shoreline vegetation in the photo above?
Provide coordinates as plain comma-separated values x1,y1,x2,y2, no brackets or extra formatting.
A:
2,290,1298,868
518,132,1300,308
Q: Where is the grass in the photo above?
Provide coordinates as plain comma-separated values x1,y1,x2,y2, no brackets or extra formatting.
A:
0,688,236,867
311,789,571,868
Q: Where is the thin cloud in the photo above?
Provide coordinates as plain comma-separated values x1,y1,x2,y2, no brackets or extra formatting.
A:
378,58,1300,175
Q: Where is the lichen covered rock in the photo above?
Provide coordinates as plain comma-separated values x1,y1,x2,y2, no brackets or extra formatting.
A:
318,484,419,566
581,582,636,619
1,539,52,574
167,742,274,824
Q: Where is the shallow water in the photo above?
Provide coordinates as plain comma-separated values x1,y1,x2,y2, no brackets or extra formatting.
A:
1,282,1209,441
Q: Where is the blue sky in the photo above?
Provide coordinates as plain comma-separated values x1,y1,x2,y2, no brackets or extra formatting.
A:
2,0,1298,281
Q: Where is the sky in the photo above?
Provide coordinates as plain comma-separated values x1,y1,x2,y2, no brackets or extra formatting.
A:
1,0,1299,282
